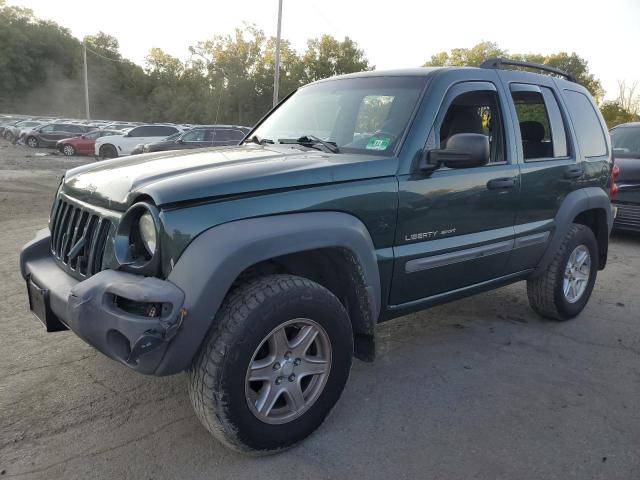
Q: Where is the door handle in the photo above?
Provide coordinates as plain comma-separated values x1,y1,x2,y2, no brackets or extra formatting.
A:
487,177,515,190
564,165,583,179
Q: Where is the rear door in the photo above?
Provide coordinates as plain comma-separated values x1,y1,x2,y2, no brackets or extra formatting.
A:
496,72,587,272
391,80,520,305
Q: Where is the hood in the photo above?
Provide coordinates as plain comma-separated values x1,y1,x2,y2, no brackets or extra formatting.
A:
62,144,398,211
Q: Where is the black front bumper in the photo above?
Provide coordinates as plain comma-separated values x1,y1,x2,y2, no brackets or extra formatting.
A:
20,229,186,374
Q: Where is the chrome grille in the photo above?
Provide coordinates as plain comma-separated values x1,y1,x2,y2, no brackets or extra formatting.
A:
50,198,112,277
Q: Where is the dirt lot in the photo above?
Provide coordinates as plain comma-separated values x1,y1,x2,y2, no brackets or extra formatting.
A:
1,141,639,479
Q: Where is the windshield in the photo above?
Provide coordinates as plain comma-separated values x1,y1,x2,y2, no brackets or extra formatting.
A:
611,126,640,158
249,76,427,155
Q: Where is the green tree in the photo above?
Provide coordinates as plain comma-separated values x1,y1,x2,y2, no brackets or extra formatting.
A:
424,42,604,102
424,41,506,67
303,35,371,82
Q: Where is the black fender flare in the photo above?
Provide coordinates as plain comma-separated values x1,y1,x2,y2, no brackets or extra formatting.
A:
532,187,613,277
157,211,381,375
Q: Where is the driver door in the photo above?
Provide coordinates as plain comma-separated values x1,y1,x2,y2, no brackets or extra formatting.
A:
390,81,520,305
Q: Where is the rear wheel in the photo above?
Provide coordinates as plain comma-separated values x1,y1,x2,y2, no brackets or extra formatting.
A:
188,274,353,454
62,144,75,156
26,136,38,148
527,224,598,320
99,144,117,159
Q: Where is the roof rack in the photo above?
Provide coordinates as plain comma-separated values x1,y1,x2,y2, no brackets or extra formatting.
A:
479,57,578,83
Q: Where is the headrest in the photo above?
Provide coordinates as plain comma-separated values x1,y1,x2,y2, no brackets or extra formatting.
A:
520,121,545,142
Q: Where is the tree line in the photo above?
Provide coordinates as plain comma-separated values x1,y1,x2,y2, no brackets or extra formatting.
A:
1,1,637,128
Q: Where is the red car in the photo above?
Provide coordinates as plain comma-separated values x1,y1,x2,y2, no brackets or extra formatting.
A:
56,129,120,156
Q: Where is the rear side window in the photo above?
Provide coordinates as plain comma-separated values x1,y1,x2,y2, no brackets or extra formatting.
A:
510,85,568,160
149,126,178,136
215,129,245,141
563,90,607,157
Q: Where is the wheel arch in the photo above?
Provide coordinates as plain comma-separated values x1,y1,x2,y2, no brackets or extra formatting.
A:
533,187,613,277
158,211,382,375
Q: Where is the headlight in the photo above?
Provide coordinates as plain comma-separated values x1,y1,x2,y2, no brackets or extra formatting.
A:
138,211,157,255
114,202,161,276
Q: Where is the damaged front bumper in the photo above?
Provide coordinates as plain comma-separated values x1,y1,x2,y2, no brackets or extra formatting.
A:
20,229,186,374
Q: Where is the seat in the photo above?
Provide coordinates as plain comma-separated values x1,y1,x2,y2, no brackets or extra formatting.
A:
441,106,485,148
520,121,552,159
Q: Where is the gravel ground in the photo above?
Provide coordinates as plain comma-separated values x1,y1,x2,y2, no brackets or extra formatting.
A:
1,141,639,479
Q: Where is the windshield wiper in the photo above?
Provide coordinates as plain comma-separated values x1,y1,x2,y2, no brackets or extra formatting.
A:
278,135,340,153
245,135,274,145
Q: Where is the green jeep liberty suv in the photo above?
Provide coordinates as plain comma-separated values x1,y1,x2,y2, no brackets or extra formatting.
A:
20,59,615,454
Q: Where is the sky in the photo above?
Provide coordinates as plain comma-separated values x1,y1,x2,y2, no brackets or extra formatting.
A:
7,0,640,100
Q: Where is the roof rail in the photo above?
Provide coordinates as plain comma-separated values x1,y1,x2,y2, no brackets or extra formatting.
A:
479,57,578,83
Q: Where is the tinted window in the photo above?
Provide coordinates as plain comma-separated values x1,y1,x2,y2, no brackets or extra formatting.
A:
438,89,505,163
511,86,568,160
128,126,148,137
564,90,607,157
215,129,244,141
146,126,178,136
610,126,640,158
40,125,54,133
182,129,209,142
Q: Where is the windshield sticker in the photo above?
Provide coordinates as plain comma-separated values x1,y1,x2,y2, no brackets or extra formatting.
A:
365,136,391,150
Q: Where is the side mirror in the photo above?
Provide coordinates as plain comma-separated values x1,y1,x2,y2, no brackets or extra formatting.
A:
422,133,490,171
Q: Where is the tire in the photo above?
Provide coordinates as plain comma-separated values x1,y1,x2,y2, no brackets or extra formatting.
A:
62,144,75,156
527,223,598,321
26,136,38,148
188,274,353,454
99,144,118,159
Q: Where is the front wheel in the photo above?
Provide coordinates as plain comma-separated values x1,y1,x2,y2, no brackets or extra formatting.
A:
62,144,75,156
99,144,117,159
26,136,38,148
188,274,353,454
527,224,598,320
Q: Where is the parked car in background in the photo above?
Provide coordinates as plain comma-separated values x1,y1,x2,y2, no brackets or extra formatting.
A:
56,129,121,156
132,125,250,155
95,124,182,158
4,120,45,142
130,131,183,155
104,122,140,131
610,123,640,232
23,123,97,148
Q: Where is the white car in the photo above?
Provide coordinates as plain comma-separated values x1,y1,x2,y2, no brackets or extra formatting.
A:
94,124,182,158
4,120,45,141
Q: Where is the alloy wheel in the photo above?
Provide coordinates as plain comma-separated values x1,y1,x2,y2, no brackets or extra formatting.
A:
245,318,332,425
563,244,591,303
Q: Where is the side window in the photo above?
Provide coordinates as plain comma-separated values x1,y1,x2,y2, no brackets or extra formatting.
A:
226,129,245,141
563,90,607,157
40,125,54,133
438,89,505,163
152,126,177,136
182,129,207,142
215,129,243,141
127,126,145,137
511,85,568,160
